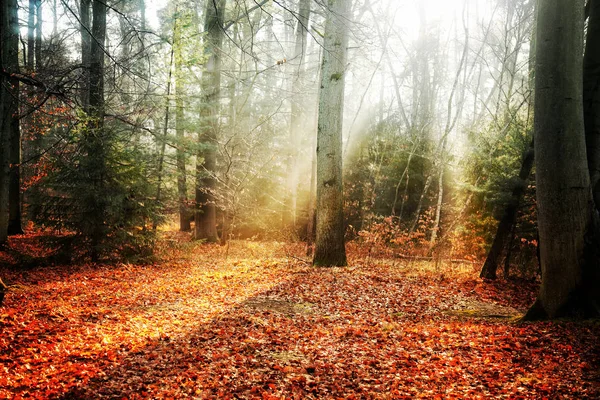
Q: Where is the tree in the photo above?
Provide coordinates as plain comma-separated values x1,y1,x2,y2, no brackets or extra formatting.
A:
173,5,191,232
525,0,599,319
80,0,91,111
6,0,21,236
194,0,225,242
480,141,534,279
282,0,311,232
313,0,351,267
84,0,108,259
480,2,537,279
0,0,19,244
584,0,600,209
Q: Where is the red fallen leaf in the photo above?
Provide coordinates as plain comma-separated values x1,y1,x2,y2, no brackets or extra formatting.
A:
1,238,599,399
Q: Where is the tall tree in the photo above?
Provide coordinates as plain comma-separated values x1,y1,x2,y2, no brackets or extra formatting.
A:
80,0,91,111
174,6,191,232
282,0,311,231
194,0,225,242
35,0,42,70
84,0,107,259
313,0,351,267
6,0,21,236
525,0,599,319
27,0,36,69
0,0,20,243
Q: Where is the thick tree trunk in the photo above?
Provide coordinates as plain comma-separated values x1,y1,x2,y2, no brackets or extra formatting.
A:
194,0,226,243
525,0,599,320
313,0,350,267
7,100,21,236
0,0,19,244
5,0,20,236
480,141,534,279
584,0,600,208
582,0,600,312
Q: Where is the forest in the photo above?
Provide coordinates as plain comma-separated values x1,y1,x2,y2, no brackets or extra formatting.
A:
0,0,599,398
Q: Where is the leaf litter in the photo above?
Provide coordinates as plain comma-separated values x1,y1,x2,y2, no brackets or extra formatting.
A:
0,237,598,399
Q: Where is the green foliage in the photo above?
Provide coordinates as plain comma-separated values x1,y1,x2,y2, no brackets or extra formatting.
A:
30,113,162,262
344,116,432,234
461,108,539,274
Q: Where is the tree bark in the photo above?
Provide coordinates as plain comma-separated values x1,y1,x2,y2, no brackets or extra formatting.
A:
85,0,107,260
155,43,174,229
174,9,191,232
584,0,600,209
480,141,534,279
525,0,599,319
429,163,444,249
5,0,20,236
7,93,21,236
313,0,351,267
194,0,225,242
0,0,19,244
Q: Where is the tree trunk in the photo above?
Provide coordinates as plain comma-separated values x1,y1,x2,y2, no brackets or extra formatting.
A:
155,43,174,229
35,0,42,70
174,10,190,232
52,0,58,36
584,0,600,209
194,0,225,243
5,0,20,236
7,94,21,236
391,144,416,218
525,0,599,320
429,164,444,249
409,173,432,234
80,0,91,111
282,0,311,231
86,0,107,260
0,0,19,244
480,141,534,279
313,0,351,267
27,0,35,70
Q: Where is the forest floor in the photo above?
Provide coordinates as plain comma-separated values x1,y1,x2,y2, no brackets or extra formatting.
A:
1,231,599,399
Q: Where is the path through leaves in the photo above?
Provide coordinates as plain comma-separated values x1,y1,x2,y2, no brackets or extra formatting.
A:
1,237,599,398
